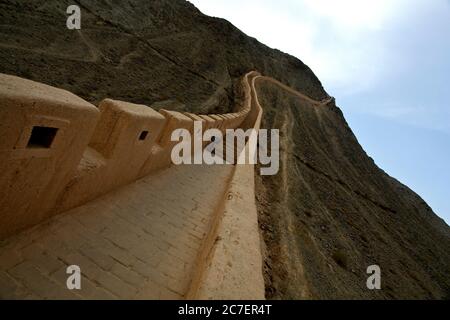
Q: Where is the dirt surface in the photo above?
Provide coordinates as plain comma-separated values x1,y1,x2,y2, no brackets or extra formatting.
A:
1,0,449,299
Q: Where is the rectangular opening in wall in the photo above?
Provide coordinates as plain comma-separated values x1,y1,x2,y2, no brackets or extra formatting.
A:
139,130,149,141
27,126,58,149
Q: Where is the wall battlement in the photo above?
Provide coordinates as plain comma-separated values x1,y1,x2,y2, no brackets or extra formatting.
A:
0,70,338,300
0,72,257,241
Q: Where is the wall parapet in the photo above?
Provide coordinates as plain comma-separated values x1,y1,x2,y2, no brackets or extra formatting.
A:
0,72,255,240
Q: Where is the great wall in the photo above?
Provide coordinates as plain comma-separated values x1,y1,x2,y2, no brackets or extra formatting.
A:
0,70,332,299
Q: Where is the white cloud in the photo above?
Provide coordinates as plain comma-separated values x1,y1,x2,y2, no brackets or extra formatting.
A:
190,0,445,92
190,0,406,93
300,0,408,30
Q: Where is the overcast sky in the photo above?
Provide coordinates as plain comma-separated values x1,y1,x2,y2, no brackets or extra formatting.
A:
191,0,450,224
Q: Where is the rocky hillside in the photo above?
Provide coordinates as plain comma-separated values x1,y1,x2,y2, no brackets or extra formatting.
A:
0,0,326,113
0,0,448,299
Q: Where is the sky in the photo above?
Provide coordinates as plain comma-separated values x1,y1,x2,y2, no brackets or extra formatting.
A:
190,0,450,224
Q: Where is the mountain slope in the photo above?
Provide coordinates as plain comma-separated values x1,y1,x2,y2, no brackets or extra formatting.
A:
254,79,450,299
